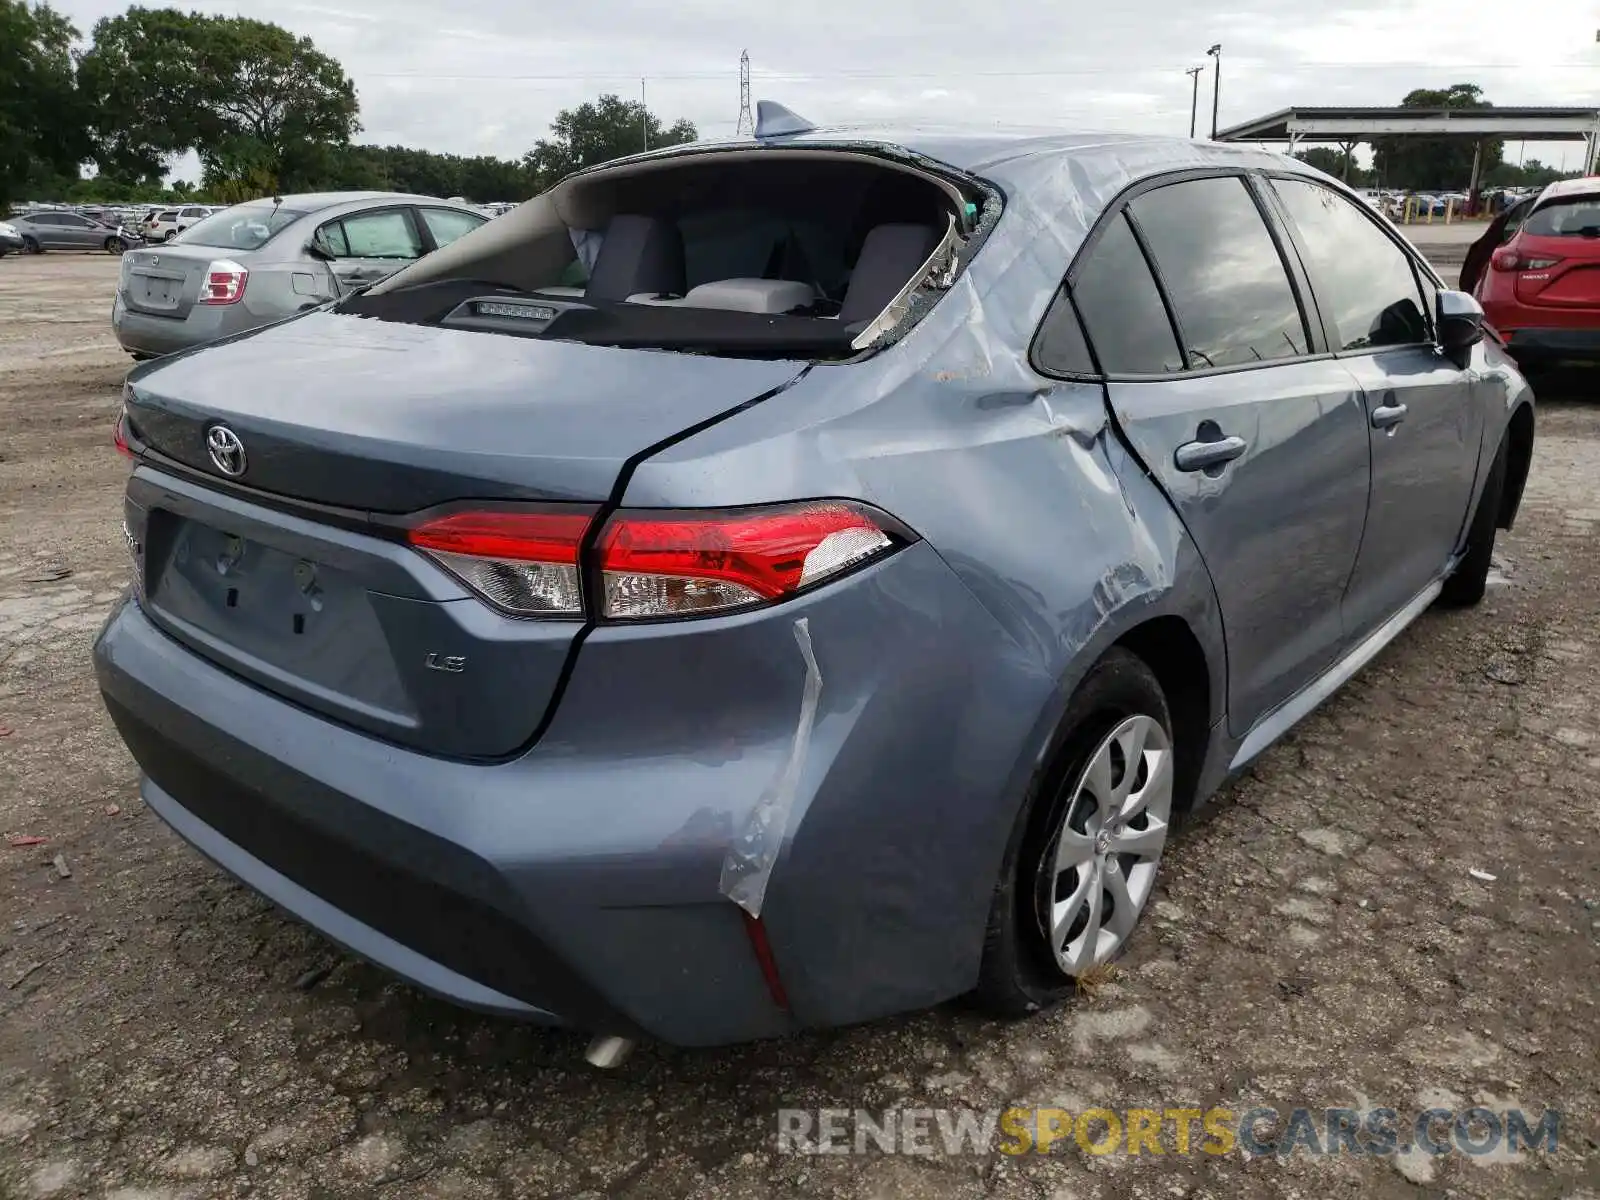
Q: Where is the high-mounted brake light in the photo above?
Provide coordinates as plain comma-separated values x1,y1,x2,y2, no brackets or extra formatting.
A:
597,501,898,620
199,259,248,304
1490,248,1561,272
407,509,595,616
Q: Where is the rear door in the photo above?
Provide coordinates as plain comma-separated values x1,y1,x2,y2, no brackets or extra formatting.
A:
313,206,427,292
1268,175,1482,641
1510,189,1600,313
1461,196,1534,295
28,214,70,248
1077,173,1372,732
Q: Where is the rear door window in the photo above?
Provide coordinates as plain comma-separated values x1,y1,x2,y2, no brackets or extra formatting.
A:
1070,213,1183,374
324,209,425,259
1522,195,1600,238
1271,177,1431,351
419,207,487,250
1130,176,1310,368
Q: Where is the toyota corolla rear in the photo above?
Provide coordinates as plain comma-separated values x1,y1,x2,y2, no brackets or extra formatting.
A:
1475,180,1600,368
94,143,1012,1046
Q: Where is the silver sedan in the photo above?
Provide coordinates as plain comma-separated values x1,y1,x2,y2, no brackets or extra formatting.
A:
9,211,143,254
111,192,490,359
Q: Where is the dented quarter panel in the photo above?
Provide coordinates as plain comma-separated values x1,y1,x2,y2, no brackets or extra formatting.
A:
618,152,1232,1027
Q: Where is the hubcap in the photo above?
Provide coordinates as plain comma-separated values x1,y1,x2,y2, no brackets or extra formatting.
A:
1037,714,1173,976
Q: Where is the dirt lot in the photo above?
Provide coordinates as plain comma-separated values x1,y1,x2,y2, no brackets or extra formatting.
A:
1,253,1598,1200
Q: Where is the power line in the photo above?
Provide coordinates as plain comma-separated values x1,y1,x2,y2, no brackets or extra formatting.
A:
360,62,1599,83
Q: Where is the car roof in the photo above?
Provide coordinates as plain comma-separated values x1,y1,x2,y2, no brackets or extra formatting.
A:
1537,176,1600,203
612,124,1296,177
244,192,475,213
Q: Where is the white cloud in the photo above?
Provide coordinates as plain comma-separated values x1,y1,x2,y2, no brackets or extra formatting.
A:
51,0,1598,181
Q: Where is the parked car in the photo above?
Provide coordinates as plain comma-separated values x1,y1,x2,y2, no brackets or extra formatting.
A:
1466,176,1600,371
112,192,489,358
143,205,216,242
96,119,1534,1052
0,221,23,256
7,210,143,254
1459,193,1539,295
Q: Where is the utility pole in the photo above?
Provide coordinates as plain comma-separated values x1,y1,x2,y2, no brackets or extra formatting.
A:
1186,66,1203,138
736,50,755,137
1207,44,1222,140
640,78,648,151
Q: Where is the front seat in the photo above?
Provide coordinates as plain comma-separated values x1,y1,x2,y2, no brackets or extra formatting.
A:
584,215,686,302
837,224,942,328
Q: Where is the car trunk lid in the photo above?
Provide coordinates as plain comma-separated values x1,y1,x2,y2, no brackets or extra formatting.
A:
119,243,217,319
122,312,807,756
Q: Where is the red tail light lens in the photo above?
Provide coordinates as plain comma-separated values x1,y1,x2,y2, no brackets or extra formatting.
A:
597,501,898,620
1490,248,1561,272
407,508,595,617
405,501,907,621
200,260,248,304
113,410,134,459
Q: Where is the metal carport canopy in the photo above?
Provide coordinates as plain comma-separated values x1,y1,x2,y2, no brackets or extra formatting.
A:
1217,105,1600,144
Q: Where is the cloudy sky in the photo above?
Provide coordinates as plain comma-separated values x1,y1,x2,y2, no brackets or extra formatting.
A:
53,0,1600,179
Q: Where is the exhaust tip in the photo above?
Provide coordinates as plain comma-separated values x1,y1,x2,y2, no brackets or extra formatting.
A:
584,1034,635,1069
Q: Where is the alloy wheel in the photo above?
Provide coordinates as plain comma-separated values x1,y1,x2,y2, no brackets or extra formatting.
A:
1037,713,1173,975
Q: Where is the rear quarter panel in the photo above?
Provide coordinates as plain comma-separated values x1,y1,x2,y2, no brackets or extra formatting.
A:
618,194,1227,1025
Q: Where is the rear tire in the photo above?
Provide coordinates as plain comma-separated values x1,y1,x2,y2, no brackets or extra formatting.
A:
972,649,1175,1018
105,236,127,255
21,237,41,255
1438,436,1509,608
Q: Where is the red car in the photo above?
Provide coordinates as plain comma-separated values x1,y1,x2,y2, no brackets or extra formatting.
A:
1464,177,1600,372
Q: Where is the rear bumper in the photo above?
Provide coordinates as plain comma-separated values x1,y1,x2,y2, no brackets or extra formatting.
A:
94,534,1042,1045
112,293,247,356
1499,326,1600,365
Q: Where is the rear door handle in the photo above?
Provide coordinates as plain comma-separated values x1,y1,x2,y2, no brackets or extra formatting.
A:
1174,435,1248,473
1371,402,1408,430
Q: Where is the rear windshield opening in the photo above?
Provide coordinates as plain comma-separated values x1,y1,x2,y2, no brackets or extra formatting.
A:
342,152,983,360
176,203,307,251
1523,195,1600,238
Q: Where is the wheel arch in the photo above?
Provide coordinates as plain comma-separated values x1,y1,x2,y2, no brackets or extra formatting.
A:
1498,400,1534,531
1113,615,1213,816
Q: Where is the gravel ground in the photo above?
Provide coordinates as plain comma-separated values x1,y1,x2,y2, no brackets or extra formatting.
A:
1,254,1598,1200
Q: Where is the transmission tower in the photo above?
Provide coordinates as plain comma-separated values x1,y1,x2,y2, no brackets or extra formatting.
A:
736,50,754,136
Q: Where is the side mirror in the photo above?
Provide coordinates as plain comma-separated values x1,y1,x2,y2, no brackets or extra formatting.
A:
1436,289,1484,367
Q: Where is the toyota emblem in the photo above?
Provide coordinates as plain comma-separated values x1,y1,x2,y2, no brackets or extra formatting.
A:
205,424,247,477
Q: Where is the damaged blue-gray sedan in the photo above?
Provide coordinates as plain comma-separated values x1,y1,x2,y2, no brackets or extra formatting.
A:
95,103,1535,1053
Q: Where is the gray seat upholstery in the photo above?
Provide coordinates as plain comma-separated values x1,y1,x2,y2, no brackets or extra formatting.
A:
584,215,686,302
837,223,943,327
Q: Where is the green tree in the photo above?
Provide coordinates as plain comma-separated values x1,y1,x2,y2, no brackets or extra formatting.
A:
1371,84,1504,192
524,94,696,188
0,1,89,209
76,7,359,194
1292,146,1374,187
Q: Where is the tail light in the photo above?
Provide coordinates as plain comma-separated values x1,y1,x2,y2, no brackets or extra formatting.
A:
405,501,907,621
407,508,595,617
199,260,248,304
597,502,897,619
112,409,134,459
1490,248,1562,272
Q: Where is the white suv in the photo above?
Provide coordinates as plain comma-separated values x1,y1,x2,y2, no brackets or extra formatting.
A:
143,205,212,242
